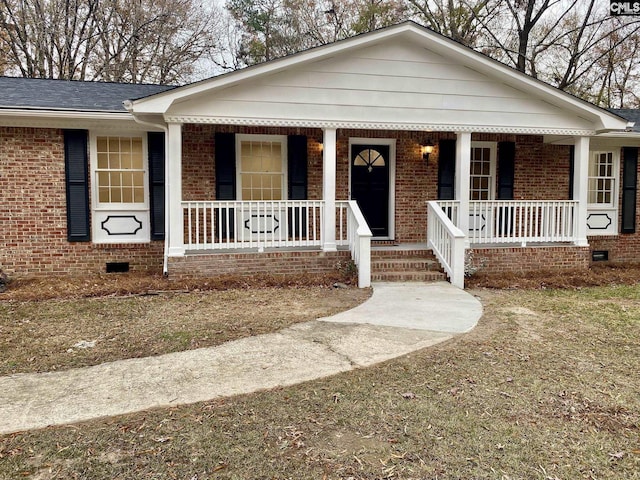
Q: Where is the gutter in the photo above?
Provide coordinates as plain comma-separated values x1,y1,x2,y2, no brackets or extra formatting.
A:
124,100,171,276
0,107,132,120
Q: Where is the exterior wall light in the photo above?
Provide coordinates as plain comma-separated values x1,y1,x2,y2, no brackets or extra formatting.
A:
421,139,434,161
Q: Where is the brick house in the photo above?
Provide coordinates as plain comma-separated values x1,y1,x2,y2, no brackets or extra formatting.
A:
2,22,640,288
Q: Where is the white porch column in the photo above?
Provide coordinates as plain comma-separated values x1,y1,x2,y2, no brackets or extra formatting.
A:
322,128,337,251
573,136,590,247
455,132,472,245
167,122,185,256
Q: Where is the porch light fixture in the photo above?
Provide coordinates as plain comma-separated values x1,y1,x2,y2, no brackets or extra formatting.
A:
421,139,434,161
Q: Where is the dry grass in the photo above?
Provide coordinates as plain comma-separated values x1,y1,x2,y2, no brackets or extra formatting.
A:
1,277,640,478
466,262,640,290
0,272,369,375
0,270,358,302
0,268,640,480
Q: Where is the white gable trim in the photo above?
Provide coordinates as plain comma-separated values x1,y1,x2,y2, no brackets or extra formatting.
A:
163,115,595,136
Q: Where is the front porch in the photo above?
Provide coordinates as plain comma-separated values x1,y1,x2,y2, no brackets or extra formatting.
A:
172,195,591,289
123,22,632,288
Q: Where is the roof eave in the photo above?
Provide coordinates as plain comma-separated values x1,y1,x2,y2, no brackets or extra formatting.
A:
0,107,132,120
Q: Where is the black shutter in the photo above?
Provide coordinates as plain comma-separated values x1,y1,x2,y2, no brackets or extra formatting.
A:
64,129,90,242
148,132,165,240
497,141,515,200
568,145,575,200
215,132,236,238
215,132,236,200
438,139,456,200
288,135,307,200
287,135,308,238
622,147,638,233
496,141,515,236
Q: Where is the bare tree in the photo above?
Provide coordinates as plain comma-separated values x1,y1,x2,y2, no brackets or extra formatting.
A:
0,0,100,79
0,0,220,83
423,0,640,107
407,0,500,46
225,0,409,66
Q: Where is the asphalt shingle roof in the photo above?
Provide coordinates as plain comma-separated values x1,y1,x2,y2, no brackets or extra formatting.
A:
0,76,174,112
610,109,640,132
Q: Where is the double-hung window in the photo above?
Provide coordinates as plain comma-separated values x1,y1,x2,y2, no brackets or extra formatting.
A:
96,136,145,204
469,143,496,201
237,135,287,201
234,134,287,241
468,142,497,234
588,152,616,207
91,134,150,243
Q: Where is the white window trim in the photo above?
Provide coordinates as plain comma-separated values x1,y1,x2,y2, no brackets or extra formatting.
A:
89,132,150,244
470,141,497,200
348,137,396,241
235,134,288,201
588,150,620,210
586,149,620,236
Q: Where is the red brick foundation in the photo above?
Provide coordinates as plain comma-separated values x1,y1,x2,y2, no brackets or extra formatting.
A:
589,236,640,265
167,249,351,279
468,245,591,275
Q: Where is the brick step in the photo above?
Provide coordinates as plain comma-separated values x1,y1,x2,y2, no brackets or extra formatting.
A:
370,249,437,260
371,258,442,272
371,270,448,282
370,247,447,282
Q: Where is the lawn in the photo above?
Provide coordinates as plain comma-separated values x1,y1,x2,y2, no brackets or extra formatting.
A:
0,274,370,375
0,275,639,479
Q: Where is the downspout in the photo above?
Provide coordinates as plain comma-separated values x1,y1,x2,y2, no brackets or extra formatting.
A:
123,100,170,276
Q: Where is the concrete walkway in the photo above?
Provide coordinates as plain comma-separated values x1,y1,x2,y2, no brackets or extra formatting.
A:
0,282,482,435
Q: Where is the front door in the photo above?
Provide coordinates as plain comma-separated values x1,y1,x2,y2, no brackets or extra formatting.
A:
351,144,390,237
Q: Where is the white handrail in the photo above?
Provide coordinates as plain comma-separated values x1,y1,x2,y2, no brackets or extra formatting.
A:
427,201,466,288
337,200,372,288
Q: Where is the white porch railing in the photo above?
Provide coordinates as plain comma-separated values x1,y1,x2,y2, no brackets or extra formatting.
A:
436,200,578,245
427,201,465,288
336,200,373,288
181,200,372,288
182,200,324,251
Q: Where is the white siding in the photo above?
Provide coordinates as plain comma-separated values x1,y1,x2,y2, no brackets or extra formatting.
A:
167,39,593,132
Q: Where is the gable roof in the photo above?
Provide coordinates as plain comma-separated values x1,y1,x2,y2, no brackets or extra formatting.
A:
0,76,173,113
129,21,629,135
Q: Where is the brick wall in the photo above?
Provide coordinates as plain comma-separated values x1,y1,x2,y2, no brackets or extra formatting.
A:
168,250,350,278
469,245,591,274
5,123,640,278
1,127,163,277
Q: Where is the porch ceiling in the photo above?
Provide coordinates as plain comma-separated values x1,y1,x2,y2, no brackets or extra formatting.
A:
130,23,628,136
